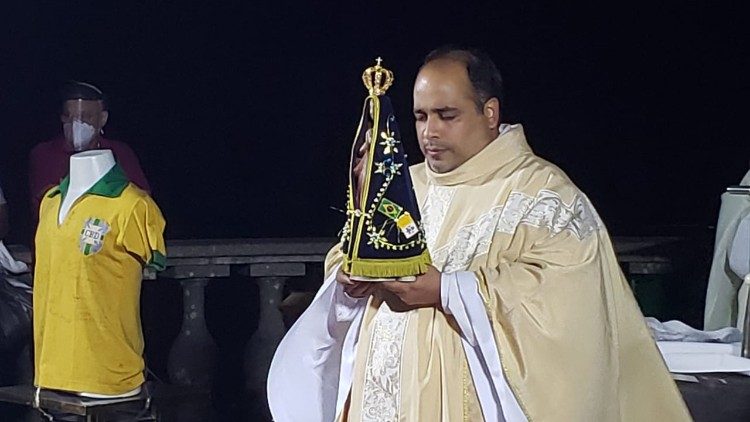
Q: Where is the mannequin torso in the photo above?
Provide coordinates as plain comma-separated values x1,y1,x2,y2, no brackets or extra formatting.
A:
53,149,143,398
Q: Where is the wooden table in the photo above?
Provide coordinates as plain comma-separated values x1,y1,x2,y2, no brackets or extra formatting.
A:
677,373,750,421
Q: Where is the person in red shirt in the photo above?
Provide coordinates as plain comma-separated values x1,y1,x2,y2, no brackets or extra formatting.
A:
28,81,151,223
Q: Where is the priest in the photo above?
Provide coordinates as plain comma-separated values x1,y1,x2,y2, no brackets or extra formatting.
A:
268,47,690,422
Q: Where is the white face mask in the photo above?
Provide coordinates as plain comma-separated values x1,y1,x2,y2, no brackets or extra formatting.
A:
71,120,97,151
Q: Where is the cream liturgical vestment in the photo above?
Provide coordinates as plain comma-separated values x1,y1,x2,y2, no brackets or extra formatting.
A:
268,124,691,422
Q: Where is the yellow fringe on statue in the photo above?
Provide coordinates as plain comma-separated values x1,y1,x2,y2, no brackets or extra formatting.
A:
344,250,432,279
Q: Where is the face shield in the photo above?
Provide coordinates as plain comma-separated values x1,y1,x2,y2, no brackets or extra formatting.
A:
61,100,104,151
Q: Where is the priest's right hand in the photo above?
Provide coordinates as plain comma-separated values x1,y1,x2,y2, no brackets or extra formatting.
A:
336,268,379,299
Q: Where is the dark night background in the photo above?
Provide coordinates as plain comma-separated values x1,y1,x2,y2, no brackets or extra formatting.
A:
1,1,748,419
1,1,747,243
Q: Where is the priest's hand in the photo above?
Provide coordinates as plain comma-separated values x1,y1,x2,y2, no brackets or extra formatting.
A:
336,268,379,299
380,265,442,310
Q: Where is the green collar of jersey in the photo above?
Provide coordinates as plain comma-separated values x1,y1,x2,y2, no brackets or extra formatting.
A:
48,164,130,200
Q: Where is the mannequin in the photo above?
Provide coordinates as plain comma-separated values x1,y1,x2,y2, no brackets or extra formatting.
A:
46,149,142,398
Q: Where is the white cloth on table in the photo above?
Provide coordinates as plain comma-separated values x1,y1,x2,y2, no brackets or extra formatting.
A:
646,317,741,343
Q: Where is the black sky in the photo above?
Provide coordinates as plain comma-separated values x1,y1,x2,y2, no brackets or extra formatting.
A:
1,1,748,242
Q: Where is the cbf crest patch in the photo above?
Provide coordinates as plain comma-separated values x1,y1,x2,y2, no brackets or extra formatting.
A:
80,218,110,256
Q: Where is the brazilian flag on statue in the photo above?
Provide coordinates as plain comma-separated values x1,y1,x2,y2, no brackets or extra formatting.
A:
339,58,431,282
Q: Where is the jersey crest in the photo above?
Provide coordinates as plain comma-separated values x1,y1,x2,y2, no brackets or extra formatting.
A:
80,218,110,256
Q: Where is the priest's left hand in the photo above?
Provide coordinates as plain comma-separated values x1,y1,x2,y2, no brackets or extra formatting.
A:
380,265,442,310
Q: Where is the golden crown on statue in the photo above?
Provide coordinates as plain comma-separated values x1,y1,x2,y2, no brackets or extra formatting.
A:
362,57,394,96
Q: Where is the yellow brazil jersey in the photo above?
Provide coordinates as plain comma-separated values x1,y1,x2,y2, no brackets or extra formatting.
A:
34,164,166,395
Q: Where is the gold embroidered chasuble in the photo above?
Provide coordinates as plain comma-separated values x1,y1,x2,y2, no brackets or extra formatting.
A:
328,124,690,421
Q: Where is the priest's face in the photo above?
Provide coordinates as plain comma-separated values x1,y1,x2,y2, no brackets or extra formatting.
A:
413,59,498,173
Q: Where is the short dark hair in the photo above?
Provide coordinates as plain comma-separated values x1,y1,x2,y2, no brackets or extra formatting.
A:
60,81,108,110
422,46,504,111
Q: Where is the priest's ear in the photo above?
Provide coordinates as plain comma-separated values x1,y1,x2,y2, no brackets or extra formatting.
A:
482,98,500,131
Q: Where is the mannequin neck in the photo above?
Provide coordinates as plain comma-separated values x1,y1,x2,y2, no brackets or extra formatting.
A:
68,150,116,194
58,150,116,224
